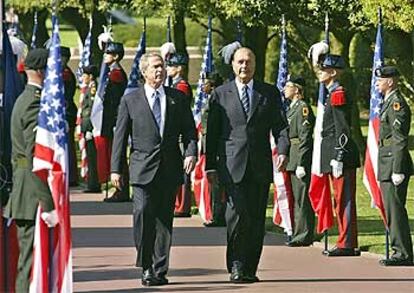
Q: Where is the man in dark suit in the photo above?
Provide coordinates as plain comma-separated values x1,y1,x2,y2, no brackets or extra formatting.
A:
205,47,289,283
375,66,413,266
110,53,197,286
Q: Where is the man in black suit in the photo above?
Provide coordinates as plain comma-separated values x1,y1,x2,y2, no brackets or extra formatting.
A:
110,53,197,286
205,47,289,283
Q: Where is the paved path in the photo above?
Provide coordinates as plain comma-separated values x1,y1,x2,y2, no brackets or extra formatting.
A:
71,189,414,293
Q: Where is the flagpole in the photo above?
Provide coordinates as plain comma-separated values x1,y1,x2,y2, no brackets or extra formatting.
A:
323,11,330,254
167,16,172,42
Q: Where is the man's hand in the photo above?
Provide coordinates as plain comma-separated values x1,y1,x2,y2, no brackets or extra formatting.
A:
184,156,197,174
41,210,59,228
330,159,343,178
206,170,218,185
295,166,306,179
391,173,405,186
85,131,93,141
111,173,122,190
275,154,288,172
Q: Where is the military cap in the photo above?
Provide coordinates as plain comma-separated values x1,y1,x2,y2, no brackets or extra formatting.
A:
82,65,98,78
166,53,188,66
286,76,305,89
61,46,71,58
320,54,345,69
25,48,49,70
105,42,124,60
375,66,399,78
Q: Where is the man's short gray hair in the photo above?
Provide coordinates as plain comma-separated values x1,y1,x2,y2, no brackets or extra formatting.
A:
139,52,164,74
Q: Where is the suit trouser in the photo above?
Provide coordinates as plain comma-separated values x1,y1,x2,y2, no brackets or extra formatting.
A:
330,169,358,249
85,136,100,191
174,173,192,215
224,168,269,274
289,172,315,243
132,180,179,277
380,177,413,260
210,181,226,223
15,219,35,293
68,127,79,185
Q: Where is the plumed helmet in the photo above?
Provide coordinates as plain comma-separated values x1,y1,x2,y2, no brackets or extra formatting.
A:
219,41,242,64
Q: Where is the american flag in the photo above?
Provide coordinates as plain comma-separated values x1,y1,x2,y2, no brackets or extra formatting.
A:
125,18,146,95
30,11,38,49
31,15,72,293
76,17,92,85
309,15,334,234
193,16,214,223
363,15,386,224
272,16,293,236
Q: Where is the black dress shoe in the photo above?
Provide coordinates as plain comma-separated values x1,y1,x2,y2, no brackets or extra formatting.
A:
203,220,226,227
83,188,101,193
156,275,169,285
379,258,413,266
174,212,192,217
243,274,260,283
230,262,245,283
326,247,361,257
287,240,313,247
103,191,130,202
141,269,157,287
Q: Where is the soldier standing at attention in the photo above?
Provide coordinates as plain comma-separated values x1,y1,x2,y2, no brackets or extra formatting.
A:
61,46,79,186
313,53,360,257
102,42,129,202
4,49,58,292
375,65,413,266
166,53,194,217
283,77,316,246
80,65,101,193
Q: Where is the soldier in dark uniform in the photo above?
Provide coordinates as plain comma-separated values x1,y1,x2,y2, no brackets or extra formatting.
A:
375,66,413,266
200,72,226,227
102,42,129,202
61,46,79,187
166,53,193,216
80,65,101,193
314,54,360,256
4,49,58,293
283,77,316,246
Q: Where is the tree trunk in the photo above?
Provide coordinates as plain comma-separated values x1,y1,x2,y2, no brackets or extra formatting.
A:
244,25,268,82
173,8,189,80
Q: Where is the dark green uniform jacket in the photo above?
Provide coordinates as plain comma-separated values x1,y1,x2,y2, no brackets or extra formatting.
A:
4,84,54,220
286,99,315,171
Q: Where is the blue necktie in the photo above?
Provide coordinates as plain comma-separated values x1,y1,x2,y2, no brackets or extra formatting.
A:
152,90,161,129
241,85,250,116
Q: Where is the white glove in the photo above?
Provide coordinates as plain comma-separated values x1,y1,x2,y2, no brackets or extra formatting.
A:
391,173,405,186
41,210,59,228
85,131,93,141
330,159,343,178
295,166,306,179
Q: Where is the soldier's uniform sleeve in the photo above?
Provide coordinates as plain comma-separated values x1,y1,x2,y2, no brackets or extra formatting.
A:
389,96,411,173
297,102,315,167
330,87,352,162
63,68,78,128
109,68,128,123
205,90,221,171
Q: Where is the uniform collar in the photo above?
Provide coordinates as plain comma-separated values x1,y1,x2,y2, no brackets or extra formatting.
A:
327,81,340,93
384,89,397,101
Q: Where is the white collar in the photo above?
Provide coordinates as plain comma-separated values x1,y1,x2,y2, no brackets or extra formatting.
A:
144,83,165,99
235,78,254,93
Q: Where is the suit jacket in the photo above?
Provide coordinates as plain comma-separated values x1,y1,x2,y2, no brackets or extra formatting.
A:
286,99,315,172
378,90,413,181
63,66,78,130
4,85,54,220
205,80,289,184
320,83,360,172
111,86,198,186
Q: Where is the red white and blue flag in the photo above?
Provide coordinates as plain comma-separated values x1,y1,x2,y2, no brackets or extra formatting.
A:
272,16,293,236
193,16,214,223
363,15,386,224
31,15,72,293
76,16,92,85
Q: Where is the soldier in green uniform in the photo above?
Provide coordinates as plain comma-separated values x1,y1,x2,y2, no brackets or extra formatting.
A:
283,77,316,246
375,66,413,266
200,72,226,227
4,48,58,293
80,65,101,193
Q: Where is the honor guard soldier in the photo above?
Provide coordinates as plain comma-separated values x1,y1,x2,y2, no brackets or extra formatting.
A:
313,52,360,256
102,42,130,202
80,65,101,193
4,49,58,293
61,46,79,186
375,66,413,266
166,53,193,217
283,77,316,246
